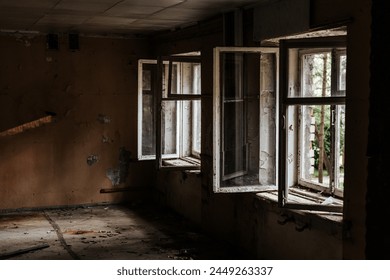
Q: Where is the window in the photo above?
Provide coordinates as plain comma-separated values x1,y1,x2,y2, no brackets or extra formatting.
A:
279,36,346,212
138,54,201,170
213,47,279,192
138,59,157,160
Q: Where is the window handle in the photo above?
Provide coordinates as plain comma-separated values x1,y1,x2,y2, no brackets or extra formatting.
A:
331,109,335,126
282,115,286,129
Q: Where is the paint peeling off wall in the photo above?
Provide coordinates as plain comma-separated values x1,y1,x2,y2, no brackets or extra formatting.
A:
0,34,151,210
106,168,121,186
102,135,113,143
97,114,111,124
106,147,132,186
86,155,99,166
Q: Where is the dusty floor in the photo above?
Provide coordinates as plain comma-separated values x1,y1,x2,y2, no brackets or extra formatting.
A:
0,203,242,260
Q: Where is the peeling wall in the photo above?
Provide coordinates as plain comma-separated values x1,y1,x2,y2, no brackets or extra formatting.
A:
0,34,153,209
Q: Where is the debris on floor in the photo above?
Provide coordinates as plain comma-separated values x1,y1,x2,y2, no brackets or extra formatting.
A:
0,203,243,260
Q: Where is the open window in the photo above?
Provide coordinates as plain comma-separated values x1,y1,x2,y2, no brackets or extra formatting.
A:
138,59,157,160
137,54,201,171
213,47,279,192
156,55,201,170
278,36,346,212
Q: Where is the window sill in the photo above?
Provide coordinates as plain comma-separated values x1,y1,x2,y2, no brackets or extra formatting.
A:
255,191,343,224
162,157,200,168
159,157,201,175
288,186,343,207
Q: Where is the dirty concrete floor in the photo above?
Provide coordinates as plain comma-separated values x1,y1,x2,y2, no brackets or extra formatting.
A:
0,203,242,260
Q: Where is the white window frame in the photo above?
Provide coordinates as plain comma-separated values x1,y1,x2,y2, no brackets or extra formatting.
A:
137,56,201,171
137,59,157,161
157,55,201,170
213,47,279,193
278,36,346,212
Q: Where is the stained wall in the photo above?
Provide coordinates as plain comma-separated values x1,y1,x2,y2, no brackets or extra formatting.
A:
0,34,154,210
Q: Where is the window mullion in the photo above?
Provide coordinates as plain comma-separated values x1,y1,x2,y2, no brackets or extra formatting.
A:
156,57,164,169
330,50,337,194
333,105,342,193
177,100,182,158
330,105,336,194
213,47,222,190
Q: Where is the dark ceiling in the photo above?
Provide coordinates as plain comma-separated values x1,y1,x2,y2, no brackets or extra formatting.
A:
0,0,260,36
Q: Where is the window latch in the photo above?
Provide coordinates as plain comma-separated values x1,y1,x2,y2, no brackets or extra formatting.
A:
331,109,335,126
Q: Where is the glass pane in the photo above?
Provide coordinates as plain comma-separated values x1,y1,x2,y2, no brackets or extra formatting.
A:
180,62,201,95
301,52,332,98
193,64,201,95
142,93,155,156
334,105,345,191
221,53,243,100
161,100,177,155
284,105,299,188
221,52,246,180
161,100,201,168
298,104,345,192
223,101,247,180
163,61,201,96
192,100,201,156
299,105,332,187
218,51,277,188
141,67,155,156
162,63,178,98
180,100,200,158
338,54,347,91
181,100,192,157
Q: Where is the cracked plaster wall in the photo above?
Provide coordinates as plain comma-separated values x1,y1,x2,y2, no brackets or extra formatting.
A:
0,33,151,209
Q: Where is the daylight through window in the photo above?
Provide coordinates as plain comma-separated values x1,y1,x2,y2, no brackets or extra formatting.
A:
279,36,346,212
138,55,201,171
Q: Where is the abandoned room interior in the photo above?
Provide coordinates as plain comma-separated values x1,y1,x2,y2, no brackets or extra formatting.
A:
0,0,387,260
